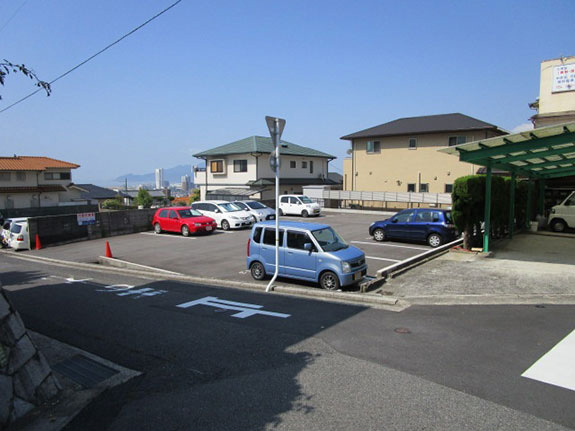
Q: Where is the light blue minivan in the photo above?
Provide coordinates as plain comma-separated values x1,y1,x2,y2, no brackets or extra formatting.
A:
246,221,367,290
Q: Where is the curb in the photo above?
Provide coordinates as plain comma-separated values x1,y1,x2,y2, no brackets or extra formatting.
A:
4,252,400,308
322,208,397,216
400,293,575,306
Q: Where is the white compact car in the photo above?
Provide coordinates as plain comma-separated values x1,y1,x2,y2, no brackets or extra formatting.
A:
191,200,253,230
548,191,575,232
232,201,275,223
278,195,321,217
7,218,30,250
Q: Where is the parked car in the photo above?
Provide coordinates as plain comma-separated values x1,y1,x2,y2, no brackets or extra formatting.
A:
191,200,253,230
369,208,458,247
278,195,321,217
152,207,216,236
548,191,575,232
232,200,275,223
247,221,367,290
7,218,30,250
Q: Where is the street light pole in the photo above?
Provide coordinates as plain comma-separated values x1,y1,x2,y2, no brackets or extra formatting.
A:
265,116,286,292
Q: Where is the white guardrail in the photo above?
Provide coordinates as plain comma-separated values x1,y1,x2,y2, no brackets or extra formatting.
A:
303,189,452,205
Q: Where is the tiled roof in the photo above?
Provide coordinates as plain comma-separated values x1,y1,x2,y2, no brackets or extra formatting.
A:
0,185,67,193
341,113,507,140
72,184,118,200
193,136,335,159
0,156,80,171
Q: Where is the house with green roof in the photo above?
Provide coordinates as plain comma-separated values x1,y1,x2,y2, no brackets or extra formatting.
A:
193,136,338,201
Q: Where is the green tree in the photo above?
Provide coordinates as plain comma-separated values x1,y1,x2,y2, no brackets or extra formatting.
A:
135,188,153,208
1,60,51,100
101,197,124,210
188,188,200,204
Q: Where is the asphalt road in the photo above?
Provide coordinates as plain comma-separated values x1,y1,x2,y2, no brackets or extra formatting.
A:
21,211,434,289
2,254,575,430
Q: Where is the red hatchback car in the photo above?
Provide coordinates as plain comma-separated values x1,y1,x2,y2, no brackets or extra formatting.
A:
152,207,217,237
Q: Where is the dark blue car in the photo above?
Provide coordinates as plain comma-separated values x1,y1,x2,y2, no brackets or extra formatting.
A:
369,208,458,247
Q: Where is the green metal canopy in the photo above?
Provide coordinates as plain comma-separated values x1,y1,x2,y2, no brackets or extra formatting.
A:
439,121,575,179
439,121,575,252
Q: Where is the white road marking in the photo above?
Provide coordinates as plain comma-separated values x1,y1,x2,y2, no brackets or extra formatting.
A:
365,256,401,262
140,232,197,240
355,240,429,251
522,329,575,392
176,296,290,319
64,277,93,284
97,284,168,298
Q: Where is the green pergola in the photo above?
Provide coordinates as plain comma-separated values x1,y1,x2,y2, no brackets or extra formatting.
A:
440,121,575,252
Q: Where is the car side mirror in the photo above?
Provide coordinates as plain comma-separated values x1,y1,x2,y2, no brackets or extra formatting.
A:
392,218,398,223
304,243,313,251
214,209,221,213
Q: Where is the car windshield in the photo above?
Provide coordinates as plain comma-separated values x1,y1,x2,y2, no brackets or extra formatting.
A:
219,203,241,212
246,201,266,209
311,227,348,252
444,211,453,224
299,196,313,204
177,209,203,218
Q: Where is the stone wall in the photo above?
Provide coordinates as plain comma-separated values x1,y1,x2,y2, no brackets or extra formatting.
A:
0,284,61,428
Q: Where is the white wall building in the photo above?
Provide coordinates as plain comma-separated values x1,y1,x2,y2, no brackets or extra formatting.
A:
155,168,164,190
193,136,337,201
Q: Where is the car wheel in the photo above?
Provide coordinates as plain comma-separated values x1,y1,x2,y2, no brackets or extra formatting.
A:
301,210,309,218
250,261,266,280
427,233,443,248
181,225,190,237
154,223,162,234
550,219,566,233
251,215,257,223
221,220,230,231
373,228,386,242
319,271,340,291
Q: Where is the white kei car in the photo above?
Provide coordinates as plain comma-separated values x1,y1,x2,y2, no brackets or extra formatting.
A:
278,195,321,217
232,201,276,223
191,200,253,230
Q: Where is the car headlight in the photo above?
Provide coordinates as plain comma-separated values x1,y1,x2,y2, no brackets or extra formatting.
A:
341,261,351,273
551,208,555,214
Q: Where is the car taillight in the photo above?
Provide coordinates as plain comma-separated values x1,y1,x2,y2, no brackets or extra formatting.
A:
247,238,251,256
16,235,24,241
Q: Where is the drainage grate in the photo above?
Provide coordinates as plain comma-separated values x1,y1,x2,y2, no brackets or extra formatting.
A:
52,354,119,388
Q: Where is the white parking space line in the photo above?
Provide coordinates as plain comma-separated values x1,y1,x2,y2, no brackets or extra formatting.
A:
522,329,575,392
140,232,197,240
365,255,401,262
354,240,429,251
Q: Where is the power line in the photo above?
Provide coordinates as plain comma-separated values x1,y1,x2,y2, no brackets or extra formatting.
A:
0,0,29,34
0,0,183,114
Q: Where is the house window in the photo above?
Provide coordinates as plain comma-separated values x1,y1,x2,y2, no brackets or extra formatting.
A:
210,160,224,173
448,136,467,147
44,172,54,180
233,160,247,173
445,184,453,193
44,172,71,180
302,161,308,169
366,141,381,153
407,183,416,192
60,172,71,180
16,172,26,181
290,161,296,168
0,172,10,181
409,138,417,149
419,183,429,193
310,161,314,174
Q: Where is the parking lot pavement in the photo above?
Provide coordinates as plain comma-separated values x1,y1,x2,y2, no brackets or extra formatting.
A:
17,210,438,290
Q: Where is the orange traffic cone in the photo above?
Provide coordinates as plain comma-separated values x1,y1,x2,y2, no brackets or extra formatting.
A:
105,241,113,258
35,234,42,250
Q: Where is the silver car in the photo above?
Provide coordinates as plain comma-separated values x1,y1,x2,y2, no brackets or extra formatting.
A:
232,200,276,223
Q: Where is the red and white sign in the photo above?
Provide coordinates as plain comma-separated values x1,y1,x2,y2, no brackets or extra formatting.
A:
552,63,575,93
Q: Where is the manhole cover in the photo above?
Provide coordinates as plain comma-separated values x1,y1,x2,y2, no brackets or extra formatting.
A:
394,327,411,334
53,354,119,388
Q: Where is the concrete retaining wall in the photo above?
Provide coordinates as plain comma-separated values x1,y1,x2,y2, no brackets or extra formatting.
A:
2,205,99,219
28,208,157,248
0,284,61,428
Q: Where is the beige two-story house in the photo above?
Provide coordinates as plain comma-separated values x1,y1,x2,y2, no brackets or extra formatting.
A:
0,156,80,209
341,113,507,194
193,136,336,201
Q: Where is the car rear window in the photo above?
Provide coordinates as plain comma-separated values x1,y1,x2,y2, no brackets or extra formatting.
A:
263,228,284,246
10,224,22,234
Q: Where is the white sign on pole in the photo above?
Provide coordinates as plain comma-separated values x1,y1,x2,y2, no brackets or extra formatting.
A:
552,63,575,93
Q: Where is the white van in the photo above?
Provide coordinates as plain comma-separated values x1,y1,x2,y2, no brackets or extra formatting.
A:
278,195,321,217
191,200,253,230
548,191,575,232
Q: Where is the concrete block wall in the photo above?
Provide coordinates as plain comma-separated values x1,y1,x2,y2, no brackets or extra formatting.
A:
0,284,61,428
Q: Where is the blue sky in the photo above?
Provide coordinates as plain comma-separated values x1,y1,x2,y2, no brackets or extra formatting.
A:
1,0,574,185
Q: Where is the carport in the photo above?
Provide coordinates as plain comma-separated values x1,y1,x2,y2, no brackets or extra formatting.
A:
440,121,575,252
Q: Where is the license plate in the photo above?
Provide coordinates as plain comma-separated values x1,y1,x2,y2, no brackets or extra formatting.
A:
353,272,361,281
269,215,275,220
206,226,212,231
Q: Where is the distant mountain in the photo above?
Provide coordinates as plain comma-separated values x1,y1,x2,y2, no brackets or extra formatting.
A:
114,165,194,185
